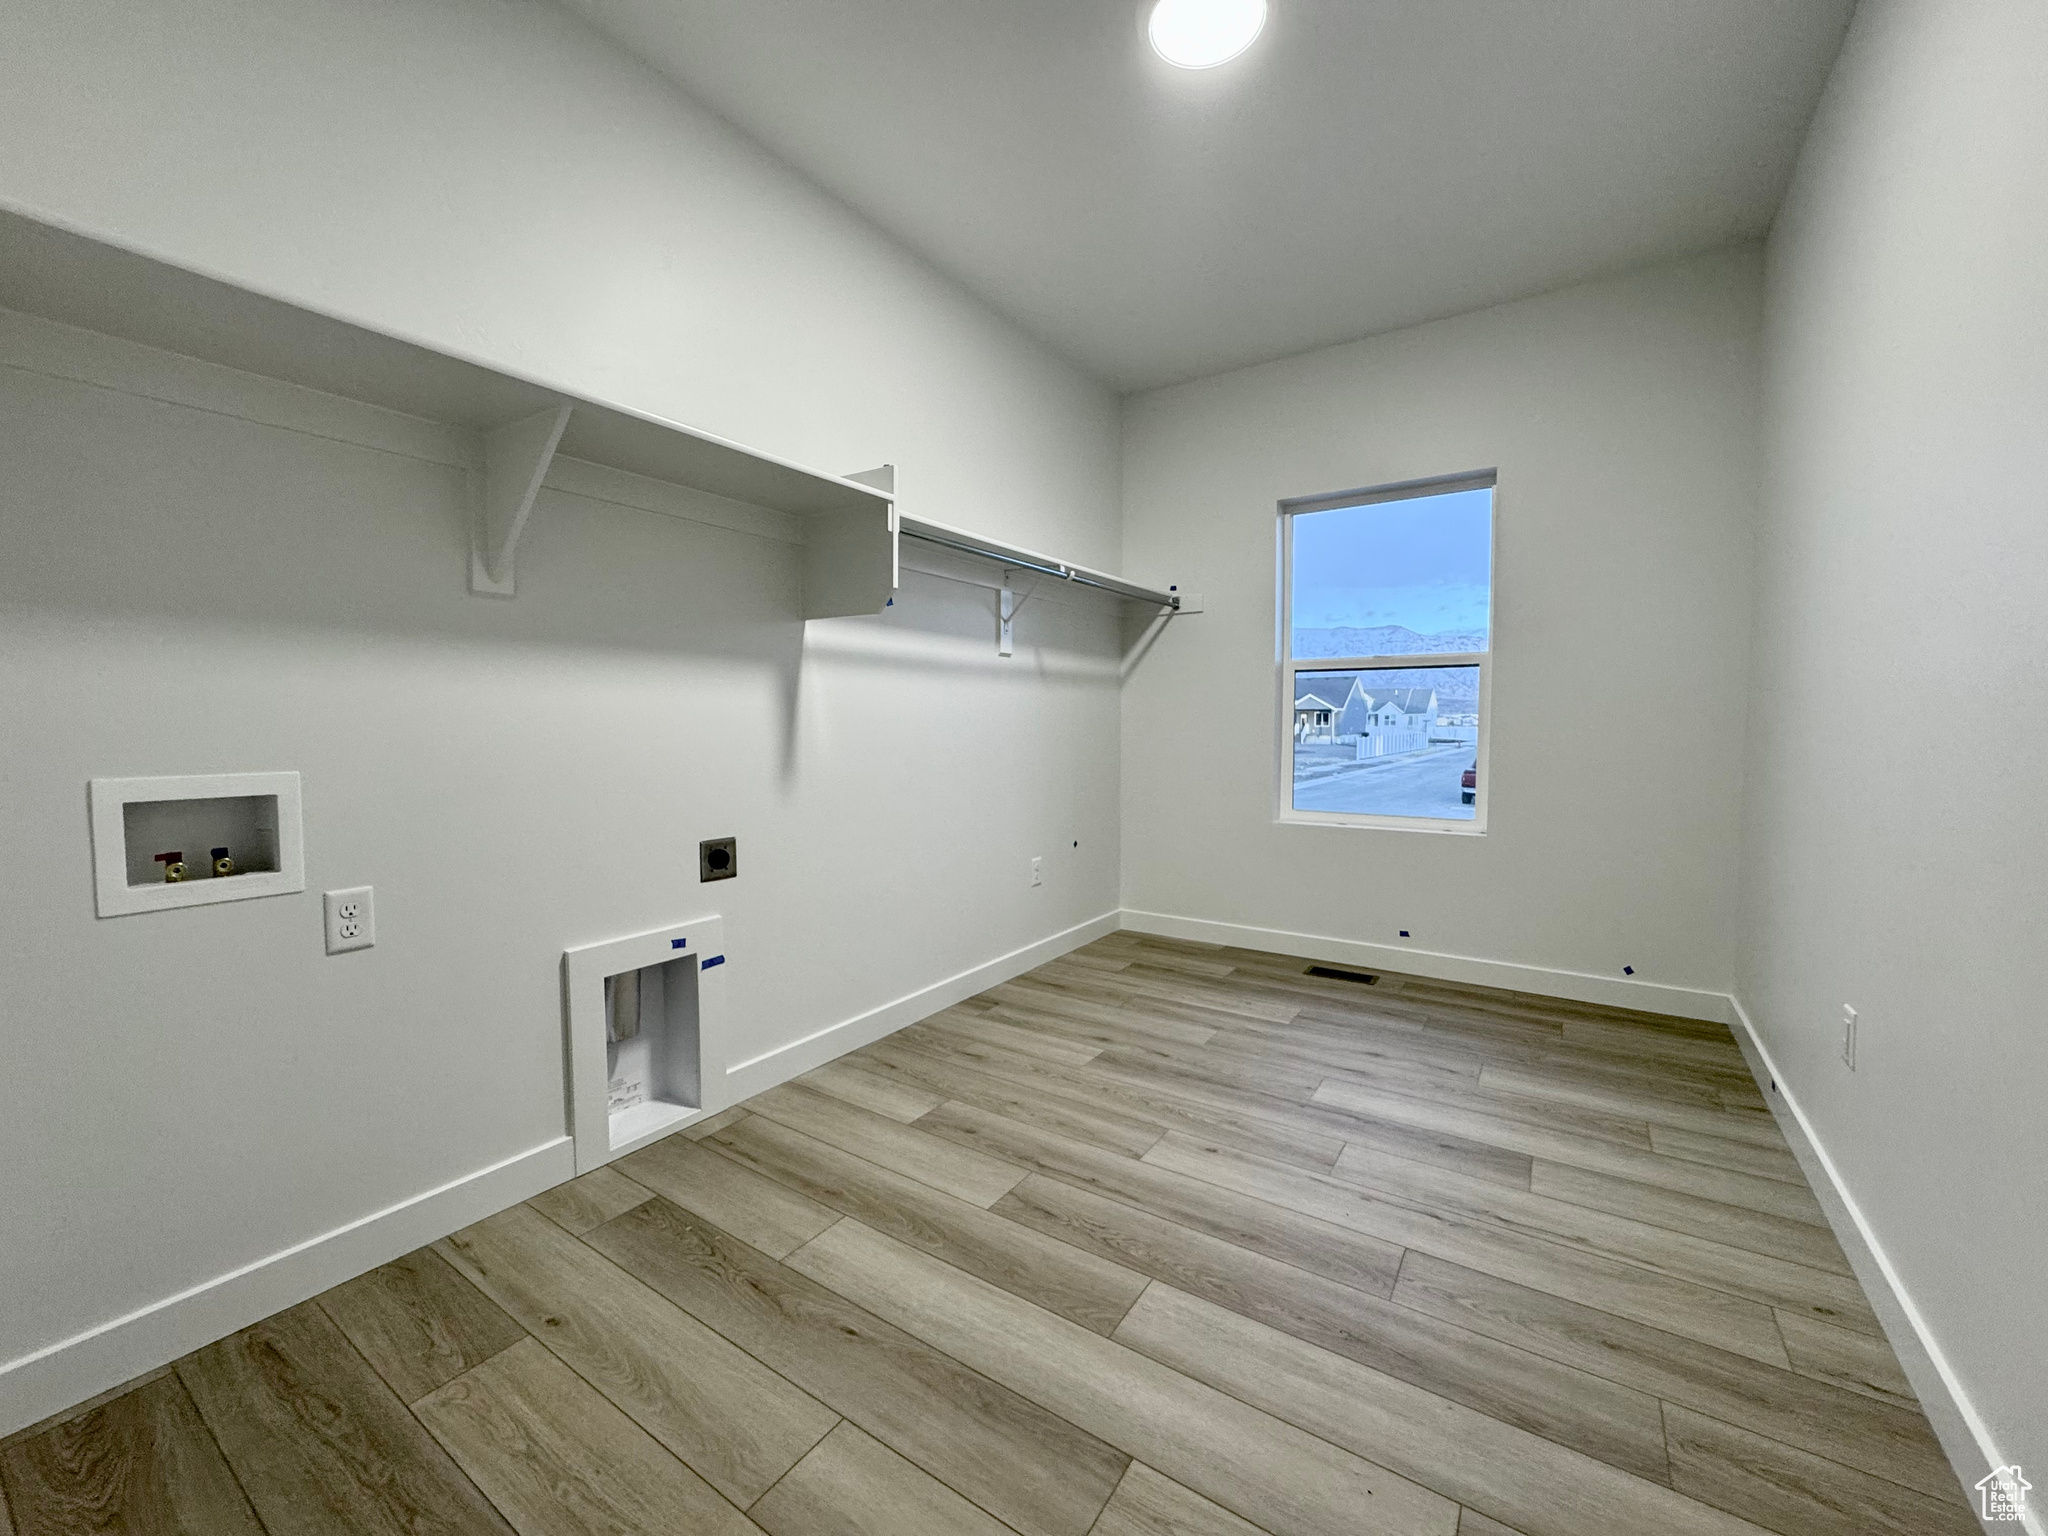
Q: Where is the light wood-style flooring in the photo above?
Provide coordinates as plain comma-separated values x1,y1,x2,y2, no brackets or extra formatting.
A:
0,933,1975,1536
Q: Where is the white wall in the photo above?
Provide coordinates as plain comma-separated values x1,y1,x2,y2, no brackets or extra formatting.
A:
0,0,1121,1432
1119,248,1762,1011
1743,0,2047,1488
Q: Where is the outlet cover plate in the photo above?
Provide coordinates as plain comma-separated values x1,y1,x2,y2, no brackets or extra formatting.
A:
324,886,375,954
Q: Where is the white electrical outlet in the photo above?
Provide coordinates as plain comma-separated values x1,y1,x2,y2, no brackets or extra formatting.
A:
1030,856,1043,887
324,886,375,954
1841,1004,1858,1070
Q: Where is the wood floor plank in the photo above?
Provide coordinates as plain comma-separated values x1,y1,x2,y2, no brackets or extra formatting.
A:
1058,1042,1530,1188
1311,1079,1828,1226
0,1371,175,1458
1086,1044,1329,1108
1006,1049,1352,1172
1662,1406,1978,1536
918,1099,1405,1296
1325,1141,1879,1332
1008,968,1297,1027
316,1246,527,1404
1648,1126,1807,1184
989,977,1234,1043
749,1082,1028,1207
895,1028,1344,1176
619,1128,840,1258
1559,1019,1749,1070
1478,1063,1791,1150
918,1008,1105,1065
585,1195,1126,1536
706,1111,1148,1334
524,1166,653,1235
993,1173,1671,1483
1114,1284,1773,1536
1455,1511,1527,1536
987,992,1223,1049
800,1058,945,1122
177,1299,514,1536
0,1373,265,1536
748,1420,1013,1536
1772,1310,1919,1407
1191,1025,1495,1107
1303,1059,1662,1150
1209,1006,1493,1083
1089,1462,1271,1536
437,1203,838,1507
414,1338,763,1536
683,1104,751,1139
1141,1134,1789,1364
1047,947,1134,975
1528,1161,1851,1276
1391,1253,1963,1503
1085,943,1236,979
852,1039,1166,1157
786,1219,1459,1536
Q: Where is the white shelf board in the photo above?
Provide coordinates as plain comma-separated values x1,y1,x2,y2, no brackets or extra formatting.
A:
0,205,889,529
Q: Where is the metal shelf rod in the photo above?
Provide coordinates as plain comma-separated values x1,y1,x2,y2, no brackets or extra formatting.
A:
897,515,1178,609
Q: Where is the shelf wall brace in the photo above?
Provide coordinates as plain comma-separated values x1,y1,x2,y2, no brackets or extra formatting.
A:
999,577,1015,657
470,401,574,596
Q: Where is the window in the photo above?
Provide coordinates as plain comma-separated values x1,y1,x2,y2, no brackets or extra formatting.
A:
1278,472,1494,830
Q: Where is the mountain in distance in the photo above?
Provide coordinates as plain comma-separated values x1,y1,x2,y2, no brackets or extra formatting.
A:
1293,625,1487,658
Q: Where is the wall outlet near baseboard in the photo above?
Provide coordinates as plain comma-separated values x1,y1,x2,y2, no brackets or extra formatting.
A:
1030,856,1043,888
1841,1004,1858,1070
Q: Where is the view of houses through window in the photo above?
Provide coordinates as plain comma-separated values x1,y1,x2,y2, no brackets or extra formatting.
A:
1283,478,1492,823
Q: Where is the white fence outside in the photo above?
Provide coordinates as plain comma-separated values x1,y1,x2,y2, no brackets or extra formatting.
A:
1356,727,1432,759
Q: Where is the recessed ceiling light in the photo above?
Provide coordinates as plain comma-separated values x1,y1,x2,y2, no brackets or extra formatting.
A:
1147,0,1268,70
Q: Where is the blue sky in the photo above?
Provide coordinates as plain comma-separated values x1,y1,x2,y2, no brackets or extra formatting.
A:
1292,486,1492,637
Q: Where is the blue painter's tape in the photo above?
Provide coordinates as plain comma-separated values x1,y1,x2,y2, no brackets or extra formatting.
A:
671,938,688,949
700,954,725,969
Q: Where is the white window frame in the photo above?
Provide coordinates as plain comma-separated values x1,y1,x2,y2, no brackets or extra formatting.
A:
1275,469,1496,834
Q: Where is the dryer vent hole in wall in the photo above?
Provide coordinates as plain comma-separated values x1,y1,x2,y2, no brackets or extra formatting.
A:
1305,965,1379,986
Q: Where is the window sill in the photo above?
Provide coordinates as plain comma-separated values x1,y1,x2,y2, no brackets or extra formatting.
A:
1276,809,1487,835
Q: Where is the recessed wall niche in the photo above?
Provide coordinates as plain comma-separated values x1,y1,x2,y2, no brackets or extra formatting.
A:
563,915,731,1171
88,772,305,916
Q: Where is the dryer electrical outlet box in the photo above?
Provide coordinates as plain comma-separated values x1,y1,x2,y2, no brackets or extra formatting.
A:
563,916,730,1172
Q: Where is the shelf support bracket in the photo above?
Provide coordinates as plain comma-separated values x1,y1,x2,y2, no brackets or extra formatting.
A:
470,401,574,596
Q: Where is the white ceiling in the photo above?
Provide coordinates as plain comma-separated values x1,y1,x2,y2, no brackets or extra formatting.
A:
563,0,1854,392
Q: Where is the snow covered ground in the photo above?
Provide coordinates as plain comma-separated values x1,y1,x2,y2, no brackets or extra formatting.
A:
1293,742,1475,819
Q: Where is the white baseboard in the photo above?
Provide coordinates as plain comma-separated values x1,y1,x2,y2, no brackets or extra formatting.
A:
1725,997,2029,1535
721,910,1122,1100
1119,909,1734,1024
0,1136,574,1441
